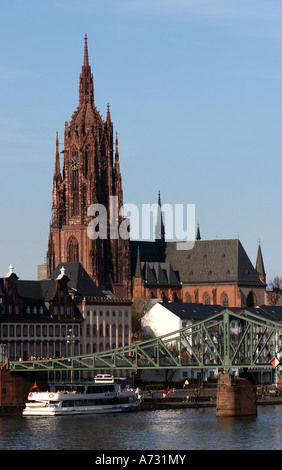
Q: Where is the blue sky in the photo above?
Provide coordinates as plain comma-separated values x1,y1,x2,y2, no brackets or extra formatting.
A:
0,0,282,283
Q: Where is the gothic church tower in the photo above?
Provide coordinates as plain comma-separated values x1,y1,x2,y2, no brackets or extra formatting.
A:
47,35,130,297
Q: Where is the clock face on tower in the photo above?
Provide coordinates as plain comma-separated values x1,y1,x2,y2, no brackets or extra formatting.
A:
69,156,80,170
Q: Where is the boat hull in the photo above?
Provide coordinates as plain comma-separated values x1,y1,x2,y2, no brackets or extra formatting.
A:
23,402,140,416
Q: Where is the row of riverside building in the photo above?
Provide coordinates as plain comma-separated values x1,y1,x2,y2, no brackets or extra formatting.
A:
1,35,279,386
0,263,132,382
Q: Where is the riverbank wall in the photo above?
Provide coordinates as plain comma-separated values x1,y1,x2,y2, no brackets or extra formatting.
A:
138,397,282,411
138,388,282,411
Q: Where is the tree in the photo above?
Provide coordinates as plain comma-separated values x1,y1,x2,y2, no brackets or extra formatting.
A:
268,276,282,293
131,299,153,339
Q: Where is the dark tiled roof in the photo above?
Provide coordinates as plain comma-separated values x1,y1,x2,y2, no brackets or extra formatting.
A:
131,239,264,287
141,262,181,286
160,302,225,320
17,279,56,304
51,262,106,298
243,305,282,322
157,303,282,322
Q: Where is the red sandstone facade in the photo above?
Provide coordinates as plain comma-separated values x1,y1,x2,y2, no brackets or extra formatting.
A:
47,35,130,298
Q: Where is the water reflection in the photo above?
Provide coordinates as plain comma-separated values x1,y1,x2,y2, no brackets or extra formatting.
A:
0,406,281,450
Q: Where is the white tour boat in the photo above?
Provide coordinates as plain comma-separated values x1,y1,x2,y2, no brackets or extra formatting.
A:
23,374,140,416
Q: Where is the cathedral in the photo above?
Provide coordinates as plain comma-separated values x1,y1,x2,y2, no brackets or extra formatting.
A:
46,36,266,307
47,35,131,298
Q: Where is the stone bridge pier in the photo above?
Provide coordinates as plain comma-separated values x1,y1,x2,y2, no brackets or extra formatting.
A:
216,373,257,417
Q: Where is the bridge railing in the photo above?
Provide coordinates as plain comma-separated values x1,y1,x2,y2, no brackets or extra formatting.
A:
8,308,282,372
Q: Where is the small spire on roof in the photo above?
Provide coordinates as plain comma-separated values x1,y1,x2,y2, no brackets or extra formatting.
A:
56,265,66,280
6,265,14,277
196,223,201,241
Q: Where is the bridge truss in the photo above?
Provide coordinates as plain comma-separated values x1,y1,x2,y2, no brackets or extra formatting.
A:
8,308,282,373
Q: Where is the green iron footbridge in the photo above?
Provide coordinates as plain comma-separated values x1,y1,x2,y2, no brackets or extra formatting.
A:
8,308,282,373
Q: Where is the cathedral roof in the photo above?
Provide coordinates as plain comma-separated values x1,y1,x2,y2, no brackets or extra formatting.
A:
130,238,264,287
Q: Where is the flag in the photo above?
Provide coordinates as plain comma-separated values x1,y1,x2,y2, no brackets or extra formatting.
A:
271,357,279,367
29,382,37,392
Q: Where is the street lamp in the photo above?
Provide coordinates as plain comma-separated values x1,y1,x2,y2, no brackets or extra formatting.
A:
67,329,76,386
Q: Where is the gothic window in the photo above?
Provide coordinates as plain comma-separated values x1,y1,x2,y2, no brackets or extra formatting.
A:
203,292,211,305
71,148,79,215
221,292,229,307
83,147,89,177
247,291,255,307
67,236,79,262
185,293,192,303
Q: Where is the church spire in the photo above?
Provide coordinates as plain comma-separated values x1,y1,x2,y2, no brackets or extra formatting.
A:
79,34,94,107
83,33,89,67
256,240,266,283
155,191,165,245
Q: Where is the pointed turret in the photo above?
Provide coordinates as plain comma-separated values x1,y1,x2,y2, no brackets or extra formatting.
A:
196,223,201,241
106,103,111,125
79,34,94,106
54,131,61,177
135,247,142,278
155,191,165,246
51,132,63,229
255,241,266,283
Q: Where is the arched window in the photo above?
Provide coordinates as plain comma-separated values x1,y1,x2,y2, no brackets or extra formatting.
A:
247,291,256,307
67,236,79,262
203,292,211,305
221,292,229,307
185,293,192,303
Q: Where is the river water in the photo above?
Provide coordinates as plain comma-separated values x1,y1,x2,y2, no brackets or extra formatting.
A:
0,405,281,451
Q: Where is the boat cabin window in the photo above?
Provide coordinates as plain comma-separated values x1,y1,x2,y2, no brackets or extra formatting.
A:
86,385,115,394
62,401,74,407
55,385,85,393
